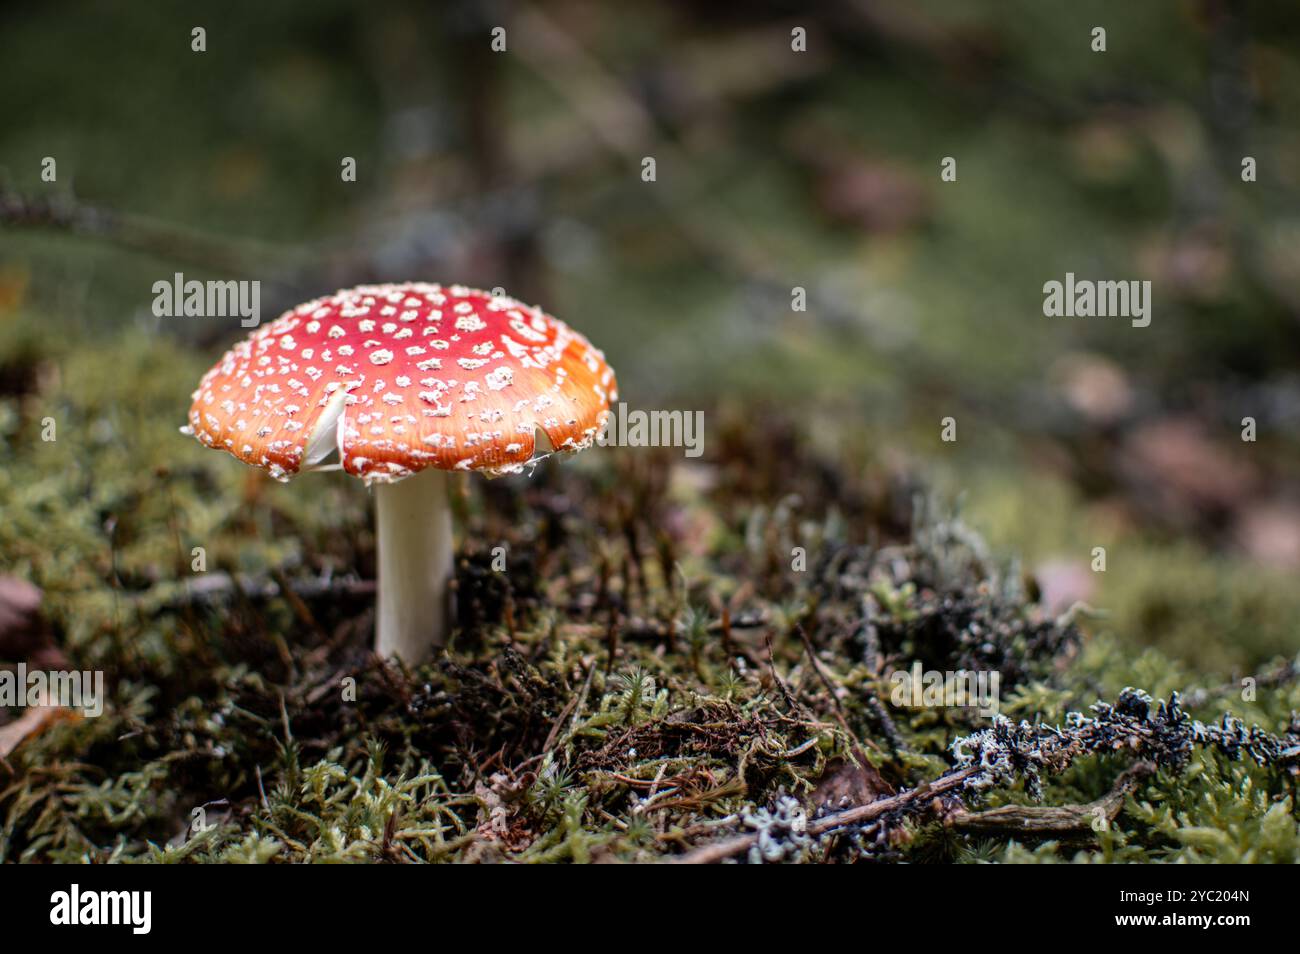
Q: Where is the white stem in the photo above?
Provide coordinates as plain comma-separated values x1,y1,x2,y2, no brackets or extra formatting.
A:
374,468,454,662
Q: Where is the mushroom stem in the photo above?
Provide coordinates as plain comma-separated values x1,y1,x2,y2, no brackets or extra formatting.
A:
374,467,454,662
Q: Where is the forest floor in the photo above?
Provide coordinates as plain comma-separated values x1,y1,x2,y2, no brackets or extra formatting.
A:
2,314,1298,863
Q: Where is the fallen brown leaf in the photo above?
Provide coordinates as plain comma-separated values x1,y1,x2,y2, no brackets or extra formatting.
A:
0,703,80,758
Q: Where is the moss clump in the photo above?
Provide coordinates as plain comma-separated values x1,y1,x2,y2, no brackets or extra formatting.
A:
1,318,1298,863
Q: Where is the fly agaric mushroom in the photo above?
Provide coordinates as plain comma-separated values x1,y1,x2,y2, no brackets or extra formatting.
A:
183,283,617,662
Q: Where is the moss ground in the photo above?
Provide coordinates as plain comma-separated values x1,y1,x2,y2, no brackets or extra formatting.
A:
2,313,1296,863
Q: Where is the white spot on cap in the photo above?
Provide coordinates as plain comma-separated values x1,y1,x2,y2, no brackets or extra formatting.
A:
485,367,514,390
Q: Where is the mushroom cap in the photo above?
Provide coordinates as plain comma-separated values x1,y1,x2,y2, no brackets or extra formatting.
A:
186,283,618,482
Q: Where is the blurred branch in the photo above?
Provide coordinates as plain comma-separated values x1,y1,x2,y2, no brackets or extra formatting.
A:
511,4,776,278
0,188,306,280
1180,654,1300,709
511,3,984,405
511,21,824,181
138,571,375,610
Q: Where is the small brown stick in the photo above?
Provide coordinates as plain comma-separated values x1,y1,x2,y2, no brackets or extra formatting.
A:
562,660,599,740
271,568,324,641
541,656,600,754
719,605,735,659
796,626,891,791
141,571,376,610
946,761,1156,836
865,692,908,755
0,188,302,277
762,632,800,713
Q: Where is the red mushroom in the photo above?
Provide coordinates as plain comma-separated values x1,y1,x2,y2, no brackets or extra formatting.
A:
183,283,617,662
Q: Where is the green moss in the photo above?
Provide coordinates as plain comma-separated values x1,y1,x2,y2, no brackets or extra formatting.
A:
1,319,1296,864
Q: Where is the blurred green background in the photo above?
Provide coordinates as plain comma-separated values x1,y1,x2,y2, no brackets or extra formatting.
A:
3,0,1298,675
